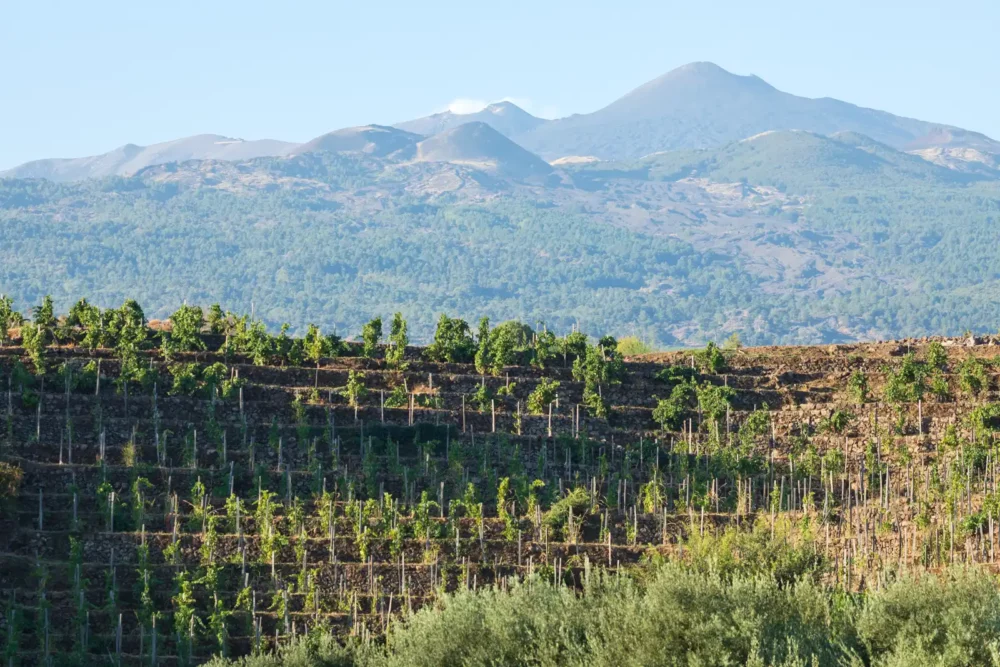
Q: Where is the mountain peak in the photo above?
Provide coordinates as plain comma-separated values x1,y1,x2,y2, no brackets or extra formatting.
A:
589,62,778,127
397,102,546,140
669,61,730,76
483,101,527,116
630,62,774,96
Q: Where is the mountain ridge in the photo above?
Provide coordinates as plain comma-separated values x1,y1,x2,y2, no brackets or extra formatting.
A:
508,62,983,161
4,62,999,182
1,134,298,182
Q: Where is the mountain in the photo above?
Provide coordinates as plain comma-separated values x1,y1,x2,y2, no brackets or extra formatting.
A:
413,122,553,178
284,122,553,179
0,134,298,182
511,62,996,162
292,125,421,158
8,62,1000,181
396,101,546,139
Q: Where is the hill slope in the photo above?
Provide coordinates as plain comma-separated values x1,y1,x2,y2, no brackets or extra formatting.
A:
414,122,553,178
292,125,421,158
0,134,298,182
630,130,981,190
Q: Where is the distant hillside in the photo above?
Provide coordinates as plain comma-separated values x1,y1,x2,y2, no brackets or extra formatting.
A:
903,127,1000,175
414,122,553,178
0,134,298,182
626,130,979,191
2,125,1000,346
292,125,421,158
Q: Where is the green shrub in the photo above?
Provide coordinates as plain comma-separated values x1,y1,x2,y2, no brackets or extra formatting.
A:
884,353,930,403
384,384,407,408
858,569,1000,665
819,410,855,434
654,364,697,387
847,370,869,404
926,341,948,370
653,381,696,431
617,336,654,356
203,632,358,667
958,357,989,397
693,341,727,373
204,563,1000,667
527,378,560,415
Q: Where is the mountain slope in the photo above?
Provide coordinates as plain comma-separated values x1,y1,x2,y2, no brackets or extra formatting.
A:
414,122,553,178
396,102,547,139
513,62,991,161
0,134,298,182
629,129,979,191
293,125,421,158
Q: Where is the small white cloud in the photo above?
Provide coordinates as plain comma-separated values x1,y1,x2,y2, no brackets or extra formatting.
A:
443,98,490,114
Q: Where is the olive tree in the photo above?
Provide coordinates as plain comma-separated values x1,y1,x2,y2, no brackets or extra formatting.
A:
361,317,383,359
206,304,226,335
20,322,46,375
386,312,408,368
304,324,328,387
474,317,491,375
163,305,205,359
110,300,149,386
0,296,19,347
426,314,475,363
33,295,56,334
559,331,588,367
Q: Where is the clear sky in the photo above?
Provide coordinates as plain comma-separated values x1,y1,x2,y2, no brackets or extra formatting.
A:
2,0,998,170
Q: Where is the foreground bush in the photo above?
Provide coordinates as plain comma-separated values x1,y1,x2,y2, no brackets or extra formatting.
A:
208,564,1000,666
857,569,1000,666
203,633,359,667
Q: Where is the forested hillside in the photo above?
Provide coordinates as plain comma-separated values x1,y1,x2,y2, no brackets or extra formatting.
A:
2,129,1000,346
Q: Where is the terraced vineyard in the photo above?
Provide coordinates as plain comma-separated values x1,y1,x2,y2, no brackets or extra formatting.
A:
3,300,1000,665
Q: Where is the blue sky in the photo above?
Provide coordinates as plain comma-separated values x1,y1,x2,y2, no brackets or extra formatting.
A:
2,0,998,169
